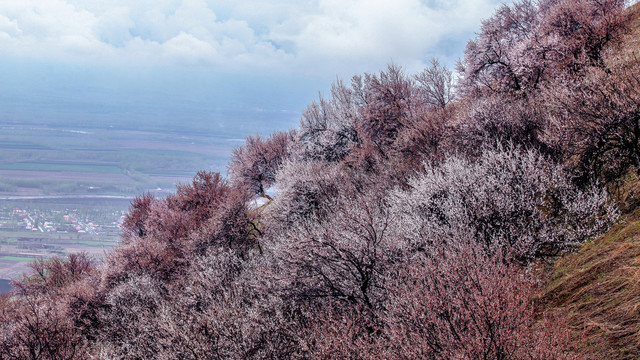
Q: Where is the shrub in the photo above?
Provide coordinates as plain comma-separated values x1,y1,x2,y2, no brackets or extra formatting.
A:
391,144,618,262
457,0,542,96
383,241,574,359
545,53,640,184
267,188,398,313
12,253,93,297
449,95,549,157
0,295,87,360
229,131,293,199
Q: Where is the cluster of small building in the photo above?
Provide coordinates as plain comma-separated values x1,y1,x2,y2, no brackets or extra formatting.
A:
3,207,124,237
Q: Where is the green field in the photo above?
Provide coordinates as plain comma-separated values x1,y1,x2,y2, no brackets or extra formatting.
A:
0,141,51,150
0,256,36,262
0,161,122,174
73,240,117,247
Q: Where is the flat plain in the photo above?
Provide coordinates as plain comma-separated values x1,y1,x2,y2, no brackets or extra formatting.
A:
0,121,241,196
0,119,244,284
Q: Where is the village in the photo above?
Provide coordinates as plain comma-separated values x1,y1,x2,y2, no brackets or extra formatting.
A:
1,206,124,237
0,200,128,281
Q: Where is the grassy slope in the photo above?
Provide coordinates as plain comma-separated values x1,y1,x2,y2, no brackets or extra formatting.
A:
540,5,640,358
542,198,640,358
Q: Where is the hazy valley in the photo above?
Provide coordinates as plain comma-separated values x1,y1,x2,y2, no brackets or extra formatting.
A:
0,108,298,287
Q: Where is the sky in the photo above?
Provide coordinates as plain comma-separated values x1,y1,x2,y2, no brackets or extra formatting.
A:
0,0,508,134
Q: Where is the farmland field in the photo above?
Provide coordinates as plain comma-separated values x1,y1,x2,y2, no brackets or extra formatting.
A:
0,120,242,197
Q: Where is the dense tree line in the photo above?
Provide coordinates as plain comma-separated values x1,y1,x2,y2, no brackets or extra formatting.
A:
1,0,637,358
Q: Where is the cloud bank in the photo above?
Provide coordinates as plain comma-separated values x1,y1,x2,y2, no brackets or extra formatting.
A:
0,0,505,76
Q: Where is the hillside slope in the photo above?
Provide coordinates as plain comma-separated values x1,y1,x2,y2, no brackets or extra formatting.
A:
543,189,640,357
541,4,640,358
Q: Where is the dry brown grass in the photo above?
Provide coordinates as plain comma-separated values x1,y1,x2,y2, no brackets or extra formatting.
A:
542,209,640,358
542,176,640,358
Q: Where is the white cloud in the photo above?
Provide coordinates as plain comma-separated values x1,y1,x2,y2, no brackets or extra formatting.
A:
270,0,504,74
0,14,21,37
94,6,134,46
162,31,217,65
0,0,506,75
